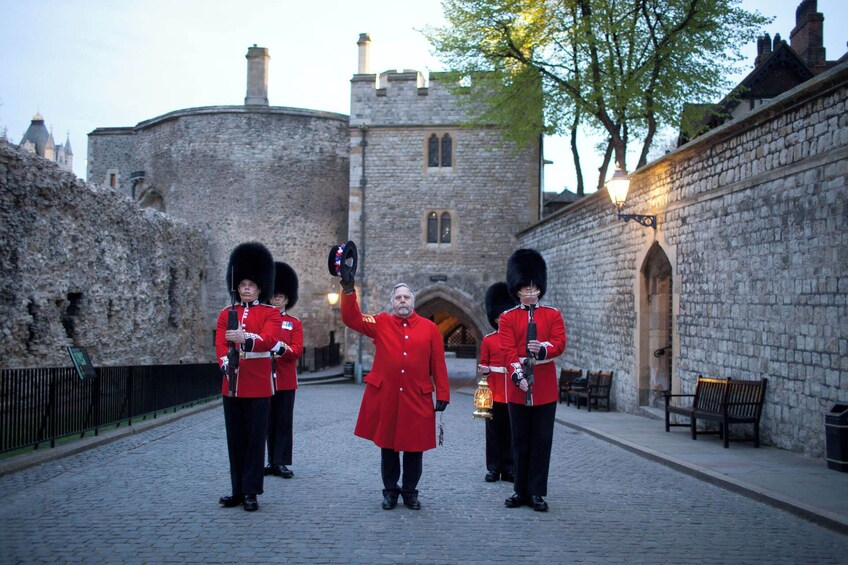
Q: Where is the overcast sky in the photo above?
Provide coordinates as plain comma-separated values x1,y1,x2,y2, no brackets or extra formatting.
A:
1,0,845,191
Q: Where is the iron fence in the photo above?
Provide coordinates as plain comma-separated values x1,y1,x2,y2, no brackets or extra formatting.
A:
0,363,221,454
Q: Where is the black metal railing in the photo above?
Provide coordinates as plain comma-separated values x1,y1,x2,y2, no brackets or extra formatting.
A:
0,363,221,454
296,342,341,373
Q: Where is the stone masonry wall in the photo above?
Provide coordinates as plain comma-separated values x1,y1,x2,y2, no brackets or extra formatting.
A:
0,140,208,368
519,63,848,456
89,107,351,354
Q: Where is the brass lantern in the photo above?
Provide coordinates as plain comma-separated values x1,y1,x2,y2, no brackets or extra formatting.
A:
472,375,494,420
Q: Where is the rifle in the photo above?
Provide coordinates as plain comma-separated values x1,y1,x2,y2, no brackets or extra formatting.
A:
226,273,240,397
524,303,536,407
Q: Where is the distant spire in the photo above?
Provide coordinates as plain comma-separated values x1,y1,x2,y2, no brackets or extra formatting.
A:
64,130,73,154
33,111,44,121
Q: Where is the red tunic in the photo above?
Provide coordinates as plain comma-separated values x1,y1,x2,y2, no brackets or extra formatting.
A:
499,304,566,406
215,302,282,398
341,290,450,452
479,331,509,404
273,312,303,391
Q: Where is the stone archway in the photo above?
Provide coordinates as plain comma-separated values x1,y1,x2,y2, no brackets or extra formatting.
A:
637,242,674,407
415,286,487,359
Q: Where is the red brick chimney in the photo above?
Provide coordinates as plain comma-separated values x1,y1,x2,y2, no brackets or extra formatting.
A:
790,0,827,72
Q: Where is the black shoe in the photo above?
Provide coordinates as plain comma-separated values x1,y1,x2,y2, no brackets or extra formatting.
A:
263,465,274,476
501,471,515,483
243,495,259,512
531,495,548,512
504,493,528,508
485,471,499,482
219,494,243,508
382,494,398,510
402,495,421,510
278,464,294,479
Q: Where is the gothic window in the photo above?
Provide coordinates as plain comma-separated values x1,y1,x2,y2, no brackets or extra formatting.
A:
440,212,451,243
426,211,453,245
428,134,440,167
427,212,439,243
427,133,453,168
440,134,452,167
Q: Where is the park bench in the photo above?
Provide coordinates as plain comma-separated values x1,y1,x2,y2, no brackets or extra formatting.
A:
569,370,613,412
664,376,767,448
558,369,583,404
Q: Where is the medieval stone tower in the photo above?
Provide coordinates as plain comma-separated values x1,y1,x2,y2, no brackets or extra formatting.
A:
347,33,541,366
86,37,541,361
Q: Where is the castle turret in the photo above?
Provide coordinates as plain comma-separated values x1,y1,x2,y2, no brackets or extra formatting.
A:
357,33,372,74
245,44,270,106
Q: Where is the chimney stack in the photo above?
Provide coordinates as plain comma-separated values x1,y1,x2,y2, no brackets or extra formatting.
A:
755,33,773,67
245,45,270,106
357,33,372,74
790,0,826,71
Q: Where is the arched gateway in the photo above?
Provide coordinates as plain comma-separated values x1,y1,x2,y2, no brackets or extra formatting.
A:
414,286,488,359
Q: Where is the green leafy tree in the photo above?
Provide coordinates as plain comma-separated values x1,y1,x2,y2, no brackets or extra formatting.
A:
427,0,770,192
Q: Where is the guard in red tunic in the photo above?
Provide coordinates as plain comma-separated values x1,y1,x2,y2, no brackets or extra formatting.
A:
215,242,281,512
265,261,304,479
499,249,566,512
265,262,303,479
478,282,517,483
339,276,450,511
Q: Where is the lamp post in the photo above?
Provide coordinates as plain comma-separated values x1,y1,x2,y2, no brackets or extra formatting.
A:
606,166,656,229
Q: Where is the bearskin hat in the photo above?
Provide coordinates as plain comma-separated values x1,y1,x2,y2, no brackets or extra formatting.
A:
506,248,547,302
485,282,517,329
226,242,275,304
273,261,299,309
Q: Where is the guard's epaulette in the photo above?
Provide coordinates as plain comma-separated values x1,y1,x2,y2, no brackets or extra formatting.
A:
363,315,376,324
502,304,522,315
283,313,300,321
485,330,499,338
538,304,561,313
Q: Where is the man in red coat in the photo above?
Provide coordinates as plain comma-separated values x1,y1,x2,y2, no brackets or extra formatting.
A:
478,282,517,483
215,242,282,512
340,278,450,510
265,262,304,479
499,249,566,512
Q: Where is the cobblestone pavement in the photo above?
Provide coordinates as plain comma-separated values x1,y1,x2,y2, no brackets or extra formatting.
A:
1,383,846,564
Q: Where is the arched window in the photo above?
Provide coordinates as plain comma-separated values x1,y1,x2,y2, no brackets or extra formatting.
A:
440,134,452,167
428,134,440,167
426,211,453,245
426,133,453,168
440,212,451,243
427,211,439,243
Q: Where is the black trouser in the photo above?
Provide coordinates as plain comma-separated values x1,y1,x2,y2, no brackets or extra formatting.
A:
380,448,422,498
267,389,296,466
508,401,556,497
485,401,513,474
223,396,269,496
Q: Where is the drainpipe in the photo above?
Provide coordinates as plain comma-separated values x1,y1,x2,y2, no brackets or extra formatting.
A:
356,126,368,384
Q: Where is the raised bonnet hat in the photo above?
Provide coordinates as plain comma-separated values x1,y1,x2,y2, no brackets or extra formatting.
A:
273,261,299,309
485,282,518,329
506,248,547,302
226,241,275,304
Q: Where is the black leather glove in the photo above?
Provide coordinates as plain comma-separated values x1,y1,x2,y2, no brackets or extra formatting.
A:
340,274,355,294
434,400,449,412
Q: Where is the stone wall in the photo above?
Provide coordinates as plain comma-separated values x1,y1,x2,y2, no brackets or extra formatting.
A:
88,107,351,352
0,140,208,368
519,62,848,456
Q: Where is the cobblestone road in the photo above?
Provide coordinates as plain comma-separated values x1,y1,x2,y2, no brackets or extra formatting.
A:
1,383,846,564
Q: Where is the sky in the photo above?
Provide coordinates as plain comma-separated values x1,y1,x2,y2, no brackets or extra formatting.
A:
1,0,846,192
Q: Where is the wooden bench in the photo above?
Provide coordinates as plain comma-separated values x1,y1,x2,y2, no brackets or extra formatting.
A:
569,370,613,412
664,376,768,448
558,369,582,404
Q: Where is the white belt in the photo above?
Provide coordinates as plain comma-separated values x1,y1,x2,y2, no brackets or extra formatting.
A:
519,357,553,365
243,351,271,359
489,367,506,374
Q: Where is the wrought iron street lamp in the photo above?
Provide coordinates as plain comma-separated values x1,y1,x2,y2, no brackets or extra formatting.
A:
606,166,656,229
